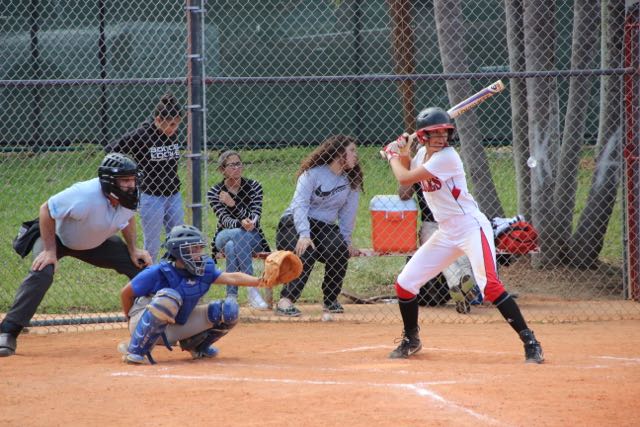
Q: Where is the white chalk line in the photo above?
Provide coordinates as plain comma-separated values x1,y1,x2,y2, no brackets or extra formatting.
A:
111,371,505,425
319,344,515,356
593,355,640,363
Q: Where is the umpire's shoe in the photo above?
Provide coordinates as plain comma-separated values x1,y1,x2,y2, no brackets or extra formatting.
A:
519,329,544,364
389,327,422,359
0,333,17,357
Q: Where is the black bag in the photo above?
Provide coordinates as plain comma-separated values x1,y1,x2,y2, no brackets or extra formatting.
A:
417,273,451,307
12,218,41,258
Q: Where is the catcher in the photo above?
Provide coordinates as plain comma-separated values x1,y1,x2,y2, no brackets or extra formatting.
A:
119,224,301,364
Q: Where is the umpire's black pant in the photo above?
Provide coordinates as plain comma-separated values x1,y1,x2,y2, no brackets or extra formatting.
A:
0,235,142,336
276,215,349,306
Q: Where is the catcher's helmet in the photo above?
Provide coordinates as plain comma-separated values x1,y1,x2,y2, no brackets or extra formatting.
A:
164,224,208,276
415,107,455,145
98,153,140,210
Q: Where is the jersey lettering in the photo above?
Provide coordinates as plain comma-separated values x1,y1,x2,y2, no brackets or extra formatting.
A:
420,177,442,193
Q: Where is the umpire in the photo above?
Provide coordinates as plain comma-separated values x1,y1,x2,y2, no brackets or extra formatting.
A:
0,153,152,357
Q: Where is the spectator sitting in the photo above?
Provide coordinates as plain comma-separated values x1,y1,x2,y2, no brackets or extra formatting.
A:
206,150,270,310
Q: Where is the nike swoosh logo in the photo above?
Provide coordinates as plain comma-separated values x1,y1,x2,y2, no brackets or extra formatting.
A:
314,184,347,198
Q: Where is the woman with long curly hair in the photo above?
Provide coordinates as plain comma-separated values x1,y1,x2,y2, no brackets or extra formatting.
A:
275,135,363,317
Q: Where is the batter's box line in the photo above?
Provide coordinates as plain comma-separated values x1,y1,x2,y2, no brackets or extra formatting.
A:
111,371,506,426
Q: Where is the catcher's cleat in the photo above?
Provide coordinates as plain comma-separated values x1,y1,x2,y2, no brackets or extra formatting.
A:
519,329,544,364
124,353,147,365
275,298,302,317
389,327,422,359
0,333,17,357
190,345,219,359
323,301,344,314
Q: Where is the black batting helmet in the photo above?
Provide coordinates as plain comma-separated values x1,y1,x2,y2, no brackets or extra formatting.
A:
415,107,455,144
163,224,208,276
98,153,140,210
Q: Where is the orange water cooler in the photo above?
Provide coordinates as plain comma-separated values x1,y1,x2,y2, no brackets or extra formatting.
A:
369,195,418,253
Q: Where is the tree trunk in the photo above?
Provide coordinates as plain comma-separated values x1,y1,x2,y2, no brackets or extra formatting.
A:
388,0,416,132
504,0,531,220
523,0,561,267
433,0,504,219
569,0,625,268
553,0,601,260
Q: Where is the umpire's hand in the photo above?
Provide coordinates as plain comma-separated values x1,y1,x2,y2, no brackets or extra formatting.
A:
130,248,152,268
32,249,58,272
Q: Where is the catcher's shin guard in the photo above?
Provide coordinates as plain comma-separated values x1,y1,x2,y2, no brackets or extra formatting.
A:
179,328,228,359
127,288,182,364
179,298,239,359
519,329,544,364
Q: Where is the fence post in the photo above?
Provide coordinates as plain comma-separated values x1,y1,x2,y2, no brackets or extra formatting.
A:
186,0,206,230
624,0,640,301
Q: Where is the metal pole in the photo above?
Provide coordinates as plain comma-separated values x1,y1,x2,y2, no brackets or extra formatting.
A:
623,3,640,301
98,0,109,146
186,0,206,230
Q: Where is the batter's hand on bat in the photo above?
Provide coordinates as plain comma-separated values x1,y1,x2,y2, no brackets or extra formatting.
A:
380,133,412,161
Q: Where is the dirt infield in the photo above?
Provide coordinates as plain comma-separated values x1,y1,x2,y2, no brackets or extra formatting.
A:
1,319,639,426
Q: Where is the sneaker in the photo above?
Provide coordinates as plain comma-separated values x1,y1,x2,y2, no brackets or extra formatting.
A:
519,329,544,364
389,328,422,359
124,353,146,364
190,345,219,359
275,298,301,317
450,285,470,314
323,301,344,314
0,333,17,357
248,287,269,310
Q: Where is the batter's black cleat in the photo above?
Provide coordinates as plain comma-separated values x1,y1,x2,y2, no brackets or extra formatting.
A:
519,329,544,364
389,327,422,359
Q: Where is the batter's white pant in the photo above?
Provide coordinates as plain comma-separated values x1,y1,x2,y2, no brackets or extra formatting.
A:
420,221,476,290
398,214,505,303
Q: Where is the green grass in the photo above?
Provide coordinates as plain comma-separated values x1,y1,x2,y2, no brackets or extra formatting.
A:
0,145,624,312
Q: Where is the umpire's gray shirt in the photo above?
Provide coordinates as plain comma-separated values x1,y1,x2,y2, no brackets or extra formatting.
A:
47,178,135,250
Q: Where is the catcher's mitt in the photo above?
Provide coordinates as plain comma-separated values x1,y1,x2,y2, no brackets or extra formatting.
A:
261,250,303,287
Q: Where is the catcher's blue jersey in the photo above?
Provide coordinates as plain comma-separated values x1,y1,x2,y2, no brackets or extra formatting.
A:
130,259,223,325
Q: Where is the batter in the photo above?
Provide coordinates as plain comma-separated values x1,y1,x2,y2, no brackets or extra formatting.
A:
381,106,544,363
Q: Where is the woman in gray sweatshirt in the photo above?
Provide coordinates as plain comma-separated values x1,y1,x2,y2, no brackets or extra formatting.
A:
275,135,363,317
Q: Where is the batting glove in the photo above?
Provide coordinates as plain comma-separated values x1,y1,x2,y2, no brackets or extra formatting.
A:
380,133,411,161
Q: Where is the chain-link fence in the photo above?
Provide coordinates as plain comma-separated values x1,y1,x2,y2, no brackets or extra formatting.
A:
1,0,638,333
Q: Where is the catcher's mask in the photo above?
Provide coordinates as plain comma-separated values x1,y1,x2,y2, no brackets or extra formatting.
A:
98,153,142,210
495,221,538,255
415,107,455,148
163,224,209,276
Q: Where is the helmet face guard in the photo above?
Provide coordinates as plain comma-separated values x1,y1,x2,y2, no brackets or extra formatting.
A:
177,242,207,276
415,107,455,148
416,124,456,147
164,224,210,276
98,153,141,210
